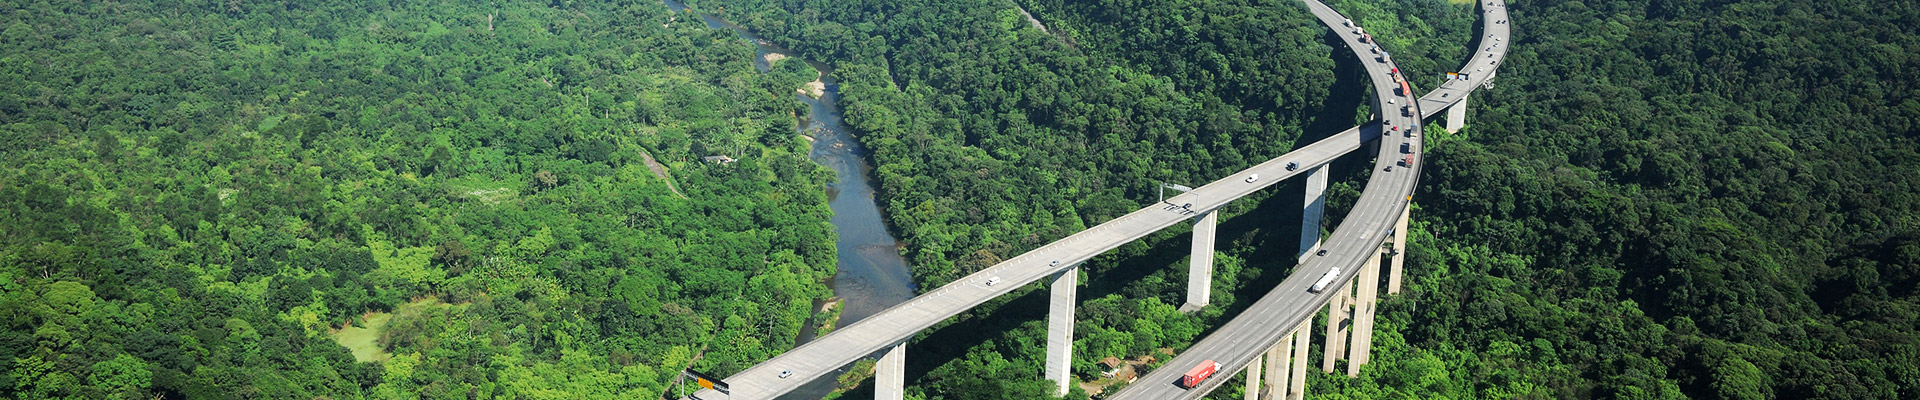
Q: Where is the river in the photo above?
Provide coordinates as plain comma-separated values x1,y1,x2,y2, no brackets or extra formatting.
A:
662,1,919,398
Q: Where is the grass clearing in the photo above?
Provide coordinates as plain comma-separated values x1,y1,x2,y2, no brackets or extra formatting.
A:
334,311,393,363
331,297,456,363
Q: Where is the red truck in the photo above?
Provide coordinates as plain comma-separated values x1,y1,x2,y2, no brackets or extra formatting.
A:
1181,360,1220,388
1398,81,1413,96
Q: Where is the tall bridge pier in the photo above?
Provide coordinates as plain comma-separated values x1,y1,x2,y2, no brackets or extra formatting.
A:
876,343,906,400
1388,207,1408,294
1445,92,1469,133
1346,244,1382,377
1321,279,1351,372
1299,166,1329,262
1046,264,1081,396
1249,319,1311,400
1183,210,1220,312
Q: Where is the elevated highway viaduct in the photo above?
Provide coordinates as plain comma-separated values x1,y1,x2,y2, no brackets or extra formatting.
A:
687,0,1508,398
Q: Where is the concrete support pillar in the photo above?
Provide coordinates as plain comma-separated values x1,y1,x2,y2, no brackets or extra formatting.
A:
876,343,905,400
1299,167,1329,263
1445,92,1469,133
1289,319,1309,400
1183,210,1218,312
1347,247,1383,377
1045,265,1079,396
1244,351,1263,400
1262,339,1289,400
1321,283,1350,373
1388,206,1409,295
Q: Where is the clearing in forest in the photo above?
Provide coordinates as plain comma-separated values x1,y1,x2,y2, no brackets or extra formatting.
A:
330,297,459,363
333,311,393,363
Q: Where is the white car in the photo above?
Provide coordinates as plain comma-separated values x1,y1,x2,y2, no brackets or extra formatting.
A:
986,277,1001,286
1245,174,1259,183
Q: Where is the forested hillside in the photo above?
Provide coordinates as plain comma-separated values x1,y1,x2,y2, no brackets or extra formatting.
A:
708,0,1920,399
693,0,1340,284
7,0,1917,398
1332,0,1920,398
0,0,838,398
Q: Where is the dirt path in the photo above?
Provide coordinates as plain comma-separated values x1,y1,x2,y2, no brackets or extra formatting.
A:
639,150,688,198
1012,2,1076,49
1014,3,1050,33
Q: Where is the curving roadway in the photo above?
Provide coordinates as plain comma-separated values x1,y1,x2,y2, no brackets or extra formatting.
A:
1106,0,1509,398
688,0,1508,398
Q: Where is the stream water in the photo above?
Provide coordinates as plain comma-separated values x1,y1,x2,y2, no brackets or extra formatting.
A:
663,1,919,398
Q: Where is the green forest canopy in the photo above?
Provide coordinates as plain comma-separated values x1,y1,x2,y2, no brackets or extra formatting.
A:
0,0,838,398
4,0,1919,399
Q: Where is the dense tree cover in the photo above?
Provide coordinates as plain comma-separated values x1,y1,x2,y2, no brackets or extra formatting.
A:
1316,0,1920,398
1014,0,1347,126
714,0,1920,399
696,0,1344,286
0,0,840,398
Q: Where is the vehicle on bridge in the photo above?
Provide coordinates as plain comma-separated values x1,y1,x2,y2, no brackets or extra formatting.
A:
1310,268,1343,293
1181,360,1219,388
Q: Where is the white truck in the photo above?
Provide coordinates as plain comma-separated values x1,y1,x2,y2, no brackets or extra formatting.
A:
1309,268,1342,293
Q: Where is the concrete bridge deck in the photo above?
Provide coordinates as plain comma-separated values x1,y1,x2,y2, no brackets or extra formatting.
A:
689,0,1508,398
1108,0,1508,398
